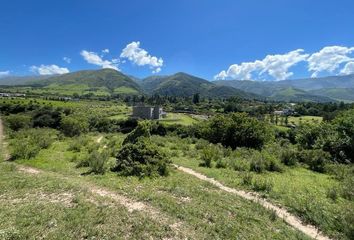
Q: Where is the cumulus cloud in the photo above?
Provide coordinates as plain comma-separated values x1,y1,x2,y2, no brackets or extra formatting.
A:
120,41,163,73
30,65,69,75
0,70,10,78
63,57,71,64
102,49,109,54
340,62,354,75
308,46,354,77
80,50,119,70
214,49,308,80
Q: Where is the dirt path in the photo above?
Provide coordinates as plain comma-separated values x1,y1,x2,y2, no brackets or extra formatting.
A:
0,117,9,161
174,164,331,240
96,136,103,143
9,162,189,238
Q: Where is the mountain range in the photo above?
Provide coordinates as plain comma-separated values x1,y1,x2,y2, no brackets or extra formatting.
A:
213,74,354,102
1,69,353,102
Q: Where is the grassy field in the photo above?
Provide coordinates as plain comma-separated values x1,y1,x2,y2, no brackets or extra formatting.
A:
151,135,353,240
0,132,310,239
287,116,323,125
265,114,323,127
158,113,199,126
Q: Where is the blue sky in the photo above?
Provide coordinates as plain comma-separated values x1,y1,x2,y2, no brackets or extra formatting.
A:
1,0,354,80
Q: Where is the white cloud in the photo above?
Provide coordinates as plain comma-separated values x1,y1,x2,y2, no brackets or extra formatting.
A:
30,65,69,75
0,70,10,78
340,62,354,75
63,57,71,64
120,41,163,73
80,50,119,70
102,49,110,54
308,46,354,77
214,49,308,80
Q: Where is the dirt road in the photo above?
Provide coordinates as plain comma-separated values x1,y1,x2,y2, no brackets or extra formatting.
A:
174,164,331,240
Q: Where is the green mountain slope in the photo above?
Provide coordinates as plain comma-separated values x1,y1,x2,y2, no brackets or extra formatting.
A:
309,88,354,102
268,87,335,102
29,69,142,96
141,72,260,99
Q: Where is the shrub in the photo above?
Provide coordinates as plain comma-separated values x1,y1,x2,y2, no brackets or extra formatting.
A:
195,139,209,150
240,172,253,185
252,178,273,193
11,140,41,160
263,152,283,172
10,128,56,160
199,112,273,150
326,187,338,201
250,157,266,173
4,114,32,131
340,176,354,201
295,123,321,149
122,121,151,145
87,150,110,174
216,158,227,168
231,158,250,171
150,122,167,136
89,116,119,133
60,115,89,137
280,148,298,166
113,138,169,177
32,108,62,129
68,136,90,152
199,144,221,168
297,149,330,173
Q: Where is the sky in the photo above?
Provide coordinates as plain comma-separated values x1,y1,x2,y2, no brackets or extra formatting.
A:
1,0,354,80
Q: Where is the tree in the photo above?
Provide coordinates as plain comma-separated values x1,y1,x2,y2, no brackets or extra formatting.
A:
199,113,272,150
192,93,200,104
122,121,151,145
295,123,322,150
4,114,32,131
113,138,168,177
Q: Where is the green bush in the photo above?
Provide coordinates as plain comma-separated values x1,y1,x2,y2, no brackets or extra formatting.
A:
216,158,227,168
230,158,250,171
68,136,90,152
250,156,266,173
198,112,273,150
4,114,32,131
122,121,151,145
195,139,209,150
326,187,338,201
340,176,354,201
10,128,57,160
240,172,253,185
252,178,273,193
60,115,89,137
280,148,298,166
297,149,330,173
199,144,222,168
295,123,322,150
113,138,169,177
87,150,110,174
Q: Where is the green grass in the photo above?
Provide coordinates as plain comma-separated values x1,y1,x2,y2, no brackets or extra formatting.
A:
0,162,180,240
158,113,199,126
163,137,353,240
265,114,323,127
113,86,139,94
1,133,310,239
288,116,323,125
